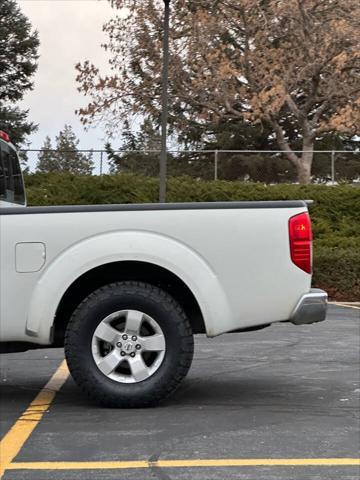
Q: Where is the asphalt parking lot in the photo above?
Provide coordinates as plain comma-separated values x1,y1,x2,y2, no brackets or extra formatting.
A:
0,304,359,480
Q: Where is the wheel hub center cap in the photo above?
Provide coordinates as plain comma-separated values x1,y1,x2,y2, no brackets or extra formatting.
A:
122,341,135,354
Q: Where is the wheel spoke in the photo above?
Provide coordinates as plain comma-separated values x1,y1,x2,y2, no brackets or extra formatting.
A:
141,334,166,352
125,310,143,334
128,355,150,382
92,307,167,385
95,322,119,345
96,349,122,376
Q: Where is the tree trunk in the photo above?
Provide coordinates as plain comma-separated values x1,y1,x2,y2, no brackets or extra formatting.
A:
269,118,314,184
297,139,314,184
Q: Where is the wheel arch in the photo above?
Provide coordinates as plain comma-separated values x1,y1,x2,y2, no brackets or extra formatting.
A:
53,260,206,346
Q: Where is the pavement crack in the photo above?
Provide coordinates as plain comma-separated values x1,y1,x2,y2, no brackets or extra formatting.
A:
148,453,172,480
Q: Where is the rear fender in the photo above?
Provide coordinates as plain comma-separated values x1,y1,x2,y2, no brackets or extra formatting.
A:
26,231,231,343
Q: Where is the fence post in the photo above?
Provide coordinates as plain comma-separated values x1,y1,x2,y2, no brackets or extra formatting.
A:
100,151,103,176
214,150,218,181
331,151,335,185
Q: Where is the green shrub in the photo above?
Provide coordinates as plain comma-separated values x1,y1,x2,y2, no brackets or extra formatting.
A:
313,246,360,301
24,173,159,206
24,173,360,301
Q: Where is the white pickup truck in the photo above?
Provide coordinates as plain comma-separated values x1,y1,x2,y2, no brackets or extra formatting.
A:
0,132,327,407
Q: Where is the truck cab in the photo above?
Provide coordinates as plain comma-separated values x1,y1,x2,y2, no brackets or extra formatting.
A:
0,131,26,207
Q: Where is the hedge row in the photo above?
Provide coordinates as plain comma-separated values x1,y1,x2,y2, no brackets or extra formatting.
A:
25,173,360,301
313,246,359,301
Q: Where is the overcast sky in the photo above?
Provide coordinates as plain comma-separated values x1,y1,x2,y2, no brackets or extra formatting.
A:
18,0,114,150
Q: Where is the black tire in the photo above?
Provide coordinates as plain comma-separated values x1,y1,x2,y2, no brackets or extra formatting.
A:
64,281,194,408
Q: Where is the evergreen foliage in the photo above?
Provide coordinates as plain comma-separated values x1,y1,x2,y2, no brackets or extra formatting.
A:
106,119,164,176
36,126,94,174
0,0,39,145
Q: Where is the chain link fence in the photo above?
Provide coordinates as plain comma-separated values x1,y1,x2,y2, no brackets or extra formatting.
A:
21,149,360,184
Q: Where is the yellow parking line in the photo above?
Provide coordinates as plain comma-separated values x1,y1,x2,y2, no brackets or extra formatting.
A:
0,360,69,478
7,458,360,470
330,302,360,310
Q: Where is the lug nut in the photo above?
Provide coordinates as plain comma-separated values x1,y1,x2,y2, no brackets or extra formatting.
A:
122,334,128,340
116,342,122,348
130,352,136,358
136,344,141,350
120,351,126,357
132,335,137,341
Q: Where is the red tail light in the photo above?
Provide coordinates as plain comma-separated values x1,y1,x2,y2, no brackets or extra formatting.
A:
289,212,312,274
0,130,10,142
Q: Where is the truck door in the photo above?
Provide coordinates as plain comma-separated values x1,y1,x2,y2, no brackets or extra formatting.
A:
0,140,26,341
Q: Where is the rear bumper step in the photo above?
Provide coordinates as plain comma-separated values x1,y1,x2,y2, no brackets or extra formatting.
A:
290,288,328,325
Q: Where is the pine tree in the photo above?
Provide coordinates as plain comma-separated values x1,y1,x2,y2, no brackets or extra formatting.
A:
0,0,39,146
106,119,162,176
36,126,93,174
55,125,93,174
37,136,59,173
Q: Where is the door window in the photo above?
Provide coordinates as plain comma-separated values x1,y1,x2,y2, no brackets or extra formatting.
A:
0,148,5,200
0,142,25,205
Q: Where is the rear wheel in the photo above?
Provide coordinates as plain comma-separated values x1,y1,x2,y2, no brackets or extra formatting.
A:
64,281,194,407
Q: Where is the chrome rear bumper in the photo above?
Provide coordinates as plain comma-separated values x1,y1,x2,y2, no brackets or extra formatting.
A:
290,288,328,325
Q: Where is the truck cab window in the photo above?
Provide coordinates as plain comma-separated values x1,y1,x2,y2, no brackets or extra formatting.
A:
0,143,25,205
0,151,5,200
11,149,25,204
